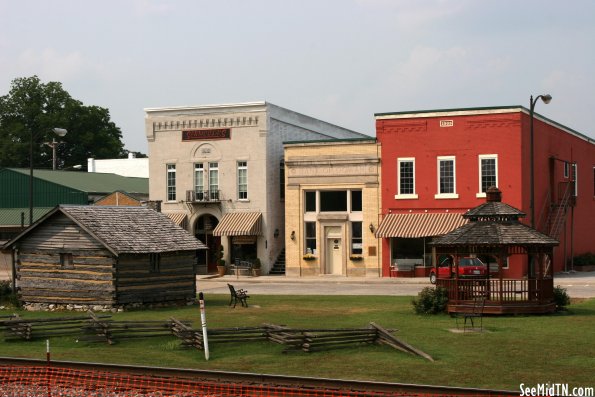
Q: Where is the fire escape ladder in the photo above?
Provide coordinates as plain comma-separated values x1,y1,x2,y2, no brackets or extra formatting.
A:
547,182,573,239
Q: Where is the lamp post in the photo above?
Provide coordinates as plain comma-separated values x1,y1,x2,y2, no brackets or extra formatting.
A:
46,128,68,170
529,94,552,228
29,128,68,225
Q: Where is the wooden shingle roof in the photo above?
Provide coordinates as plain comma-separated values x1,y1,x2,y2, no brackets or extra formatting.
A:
430,221,559,247
4,205,206,254
430,187,558,248
60,206,206,254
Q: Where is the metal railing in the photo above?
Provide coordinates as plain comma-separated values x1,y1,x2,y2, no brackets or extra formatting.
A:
186,189,221,203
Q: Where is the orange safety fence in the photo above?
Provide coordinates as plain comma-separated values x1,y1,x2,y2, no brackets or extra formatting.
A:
0,365,421,397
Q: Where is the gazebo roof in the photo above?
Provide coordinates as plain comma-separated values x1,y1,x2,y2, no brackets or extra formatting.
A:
430,221,559,247
430,187,558,248
464,201,525,220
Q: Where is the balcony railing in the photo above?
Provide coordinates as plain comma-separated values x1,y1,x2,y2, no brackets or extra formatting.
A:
186,189,221,203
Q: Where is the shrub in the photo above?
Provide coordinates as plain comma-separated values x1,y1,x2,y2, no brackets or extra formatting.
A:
412,286,448,314
0,280,11,298
573,253,595,267
553,285,570,310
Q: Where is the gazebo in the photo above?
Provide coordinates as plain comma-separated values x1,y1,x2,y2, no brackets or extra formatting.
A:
430,187,559,315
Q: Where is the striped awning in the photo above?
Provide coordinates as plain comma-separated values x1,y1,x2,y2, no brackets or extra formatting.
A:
165,212,188,229
375,212,467,238
213,212,262,236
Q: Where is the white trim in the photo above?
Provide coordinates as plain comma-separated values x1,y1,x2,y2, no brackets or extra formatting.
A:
436,156,457,197
395,193,419,200
144,101,267,113
435,193,459,199
477,154,498,196
376,108,521,120
397,157,416,197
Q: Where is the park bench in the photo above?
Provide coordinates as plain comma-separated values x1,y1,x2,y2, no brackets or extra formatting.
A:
230,260,252,277
227,283,250,308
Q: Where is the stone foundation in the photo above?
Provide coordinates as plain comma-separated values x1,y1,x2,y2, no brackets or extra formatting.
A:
22,299,196,312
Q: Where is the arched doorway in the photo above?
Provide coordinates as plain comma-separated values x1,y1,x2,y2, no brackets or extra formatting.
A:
194,214,220,273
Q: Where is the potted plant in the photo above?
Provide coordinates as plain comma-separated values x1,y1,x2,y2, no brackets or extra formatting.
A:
251,258,261,276
349,254,363,261
216,245,226,276
303,253,316,261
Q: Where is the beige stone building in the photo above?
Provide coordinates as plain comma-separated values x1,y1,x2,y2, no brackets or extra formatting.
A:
284,139,382,277
145,102,368,274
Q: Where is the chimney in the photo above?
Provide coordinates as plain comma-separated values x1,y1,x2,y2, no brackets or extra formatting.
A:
146,200,162,212
486,186,502,202
128,152,136,159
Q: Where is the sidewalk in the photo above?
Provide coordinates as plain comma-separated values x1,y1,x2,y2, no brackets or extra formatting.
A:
197,271,595,297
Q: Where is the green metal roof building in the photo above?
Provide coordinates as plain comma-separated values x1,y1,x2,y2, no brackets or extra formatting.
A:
0,168,149,234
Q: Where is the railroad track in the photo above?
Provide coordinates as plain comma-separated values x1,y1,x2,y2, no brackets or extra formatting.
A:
0,356,517,396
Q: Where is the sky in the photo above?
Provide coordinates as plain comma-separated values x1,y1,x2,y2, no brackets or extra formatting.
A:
1,0,594,154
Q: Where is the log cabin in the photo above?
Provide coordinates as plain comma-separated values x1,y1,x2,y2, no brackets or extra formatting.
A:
2,205,206,311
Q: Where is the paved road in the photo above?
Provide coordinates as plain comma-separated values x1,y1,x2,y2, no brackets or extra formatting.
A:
198,271,595,298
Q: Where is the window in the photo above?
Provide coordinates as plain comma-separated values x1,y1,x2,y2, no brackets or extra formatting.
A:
209,162,219,200
305,191,316,212
436,156,458,198
351,222,362,255
351,190,362,212
305,222,317,254
166,164,176,201
477,155,498,197
320,191,347,212
194,163,204,200
149,253,161,273
237,161,248,200
60,253,73,269
564,162,569,179
572,163,578,197
396,158,417,199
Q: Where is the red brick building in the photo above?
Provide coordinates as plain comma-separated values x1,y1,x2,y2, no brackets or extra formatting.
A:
375,106,595,278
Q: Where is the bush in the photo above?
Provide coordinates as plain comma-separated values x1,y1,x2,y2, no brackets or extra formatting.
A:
573,253,595,267
412,286,448,314
0,280,11,298
553,285,570,310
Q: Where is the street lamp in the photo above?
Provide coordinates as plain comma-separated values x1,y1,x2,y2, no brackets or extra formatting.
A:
45,128,68,170
29,128,68,225
529,94,552,228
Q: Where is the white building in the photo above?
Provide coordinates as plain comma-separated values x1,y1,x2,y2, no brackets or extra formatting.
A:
144,101,368,274
87,153,149,178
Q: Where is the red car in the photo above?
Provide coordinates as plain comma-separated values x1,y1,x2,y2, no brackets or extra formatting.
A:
429,257,487,284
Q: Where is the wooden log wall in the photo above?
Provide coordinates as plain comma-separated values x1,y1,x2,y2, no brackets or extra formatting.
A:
115,252,197,305
16,214,116,306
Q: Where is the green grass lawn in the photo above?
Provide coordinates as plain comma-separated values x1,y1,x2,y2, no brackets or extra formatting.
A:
1,294,594,390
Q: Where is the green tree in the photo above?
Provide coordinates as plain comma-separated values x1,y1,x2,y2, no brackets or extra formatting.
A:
0,76,126,169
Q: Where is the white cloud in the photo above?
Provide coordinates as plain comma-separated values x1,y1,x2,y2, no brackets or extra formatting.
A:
132,0,175,16
14,48,86,82
355,0,470,30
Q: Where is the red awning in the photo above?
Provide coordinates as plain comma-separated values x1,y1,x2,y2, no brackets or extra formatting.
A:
375,212,467,238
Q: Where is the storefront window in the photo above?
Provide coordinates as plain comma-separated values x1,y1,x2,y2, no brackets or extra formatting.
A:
351,190,362,212
305,222,317,254
305,191,316,212
351,222,362,254
320,191,347,212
